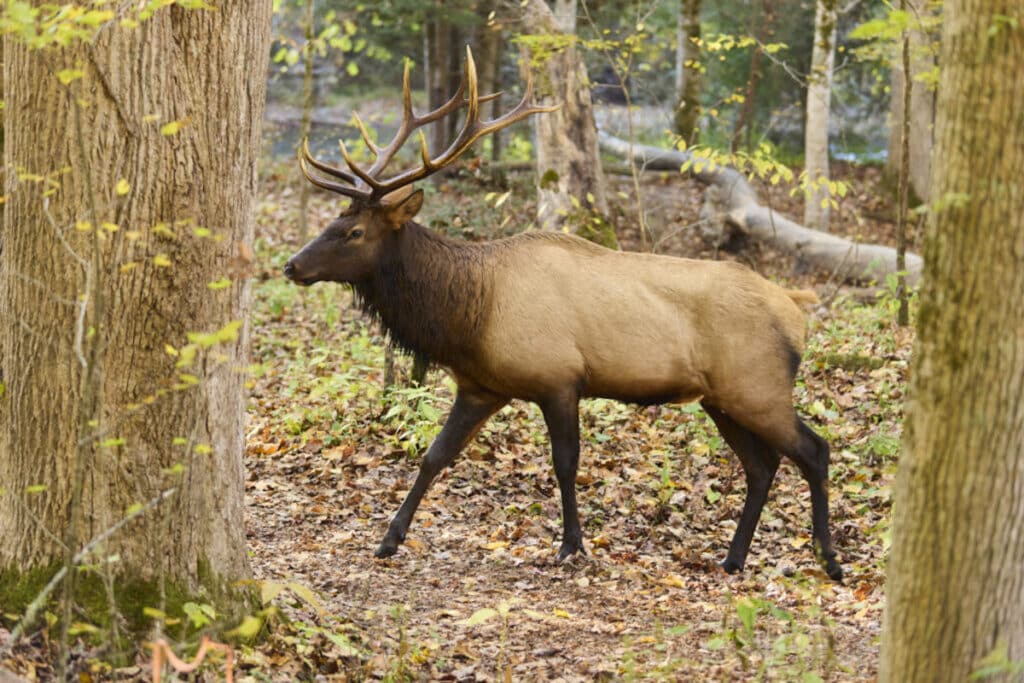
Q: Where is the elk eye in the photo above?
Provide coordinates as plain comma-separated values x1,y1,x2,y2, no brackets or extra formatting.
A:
347,229,364,240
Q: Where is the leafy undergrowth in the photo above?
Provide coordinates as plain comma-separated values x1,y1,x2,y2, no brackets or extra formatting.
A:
238,166,912,681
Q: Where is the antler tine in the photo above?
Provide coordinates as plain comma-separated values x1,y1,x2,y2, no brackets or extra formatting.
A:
350,50,509,189
365,61,417,177
301,138,361,186
299,47,556,203
338,138,384,192
298,143,373,200
365,48,558,200
350,113,380,158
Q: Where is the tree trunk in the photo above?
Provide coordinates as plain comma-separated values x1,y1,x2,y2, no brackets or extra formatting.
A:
425,10,450,184
803,0,837,231
298,0,316,243
0,1,272,626
475,2,505,167
674,0,703,143
885,0,936,203
598,132,924,286
515,0,613,246
732,0,774,152
879,2,1024,680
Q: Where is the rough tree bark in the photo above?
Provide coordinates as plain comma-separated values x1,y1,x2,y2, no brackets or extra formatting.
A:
598,132,923,285
732,0,775,151
880,2,1024,680
425,9,452,178
514,0,612,244
475,0,506,166
886,0,936,202
674,0,703,143
0,2,272,620
803,0,837,231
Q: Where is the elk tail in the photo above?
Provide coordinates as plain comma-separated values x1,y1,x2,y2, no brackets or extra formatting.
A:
786,289,820,307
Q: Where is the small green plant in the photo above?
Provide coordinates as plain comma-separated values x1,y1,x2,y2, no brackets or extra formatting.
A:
706,596,835,681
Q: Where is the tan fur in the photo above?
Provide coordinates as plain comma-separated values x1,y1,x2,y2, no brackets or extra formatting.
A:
462,232,810,447
786,289,820,307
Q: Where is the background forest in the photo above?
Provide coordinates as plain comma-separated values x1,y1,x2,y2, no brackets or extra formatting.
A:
1,0,1021,682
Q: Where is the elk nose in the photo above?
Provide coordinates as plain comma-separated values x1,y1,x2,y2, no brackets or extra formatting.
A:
283,261,296,280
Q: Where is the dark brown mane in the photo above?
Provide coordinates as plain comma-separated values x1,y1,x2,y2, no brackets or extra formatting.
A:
353,222,492,367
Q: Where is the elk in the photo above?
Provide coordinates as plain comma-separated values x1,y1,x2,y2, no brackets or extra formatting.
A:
284,48,843,581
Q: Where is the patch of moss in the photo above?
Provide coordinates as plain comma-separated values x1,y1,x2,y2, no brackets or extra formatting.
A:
0,560,257,645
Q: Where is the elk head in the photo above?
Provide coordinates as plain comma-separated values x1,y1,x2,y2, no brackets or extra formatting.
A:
284,47,557,287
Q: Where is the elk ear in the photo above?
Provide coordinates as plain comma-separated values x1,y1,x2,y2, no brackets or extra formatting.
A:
381,188,424,229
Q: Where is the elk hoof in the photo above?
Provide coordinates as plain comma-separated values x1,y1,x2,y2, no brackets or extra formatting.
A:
720,558,744,574
375,540,399,558
824,558,844,583
556,541,585,562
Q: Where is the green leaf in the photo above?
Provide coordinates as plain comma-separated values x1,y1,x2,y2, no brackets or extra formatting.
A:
25,484,47,494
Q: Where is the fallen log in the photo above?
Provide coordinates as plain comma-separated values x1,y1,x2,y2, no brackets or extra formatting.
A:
598,132,923,286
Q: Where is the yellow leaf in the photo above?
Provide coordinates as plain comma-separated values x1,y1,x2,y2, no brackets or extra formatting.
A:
287,582,327,614
160,120,184,136
115,179,130,195
101,222,118,232
260,581,286,605
152,223,176,239
484,541,509,551
164,344,178,357
57,69,85,85
207,277,232,290
658,573,687,588
153,254,171,267
552,608,571,619
125,230,142,240
142,114,160,123
227,615,263,639
119,261,138,273
461,608,498,626
75,221,93,232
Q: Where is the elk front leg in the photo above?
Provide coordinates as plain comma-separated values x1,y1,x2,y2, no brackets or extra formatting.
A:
540,395,584,561
375,390,506,558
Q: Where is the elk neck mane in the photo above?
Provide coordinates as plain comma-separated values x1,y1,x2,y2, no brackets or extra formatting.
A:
352,221,494,366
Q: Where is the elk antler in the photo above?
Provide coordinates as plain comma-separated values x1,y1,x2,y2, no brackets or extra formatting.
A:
299,46,559,203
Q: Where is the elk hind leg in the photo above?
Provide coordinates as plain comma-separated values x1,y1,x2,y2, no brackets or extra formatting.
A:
703,402,781,574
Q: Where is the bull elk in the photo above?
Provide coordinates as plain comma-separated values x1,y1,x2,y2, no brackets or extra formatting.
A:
284,48,843,581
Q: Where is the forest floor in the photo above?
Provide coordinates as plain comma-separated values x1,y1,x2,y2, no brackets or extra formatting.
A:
0,153,913,682
238,156,913,681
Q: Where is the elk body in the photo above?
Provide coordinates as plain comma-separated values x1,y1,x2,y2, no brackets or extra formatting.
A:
285,49,843,581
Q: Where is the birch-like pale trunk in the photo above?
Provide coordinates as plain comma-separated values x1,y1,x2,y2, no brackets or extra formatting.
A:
803,0,837,231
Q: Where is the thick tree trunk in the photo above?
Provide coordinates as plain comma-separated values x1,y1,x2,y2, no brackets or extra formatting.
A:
598,132,924,285
879,2,1024,680
515,0,612,244
0,2,271,621
803,0,837,231
673,0,703,143
886,0,936,203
